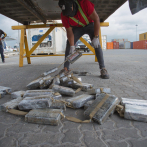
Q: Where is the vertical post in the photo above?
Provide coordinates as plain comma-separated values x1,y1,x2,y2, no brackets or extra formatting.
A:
95,27,102,62
24,30,31,64
136,24,138,41
19,29,25,67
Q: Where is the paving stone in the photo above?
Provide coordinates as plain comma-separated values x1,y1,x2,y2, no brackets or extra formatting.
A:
0,137,17,147
82,131,106,147
110,114,132,128
42,122,62,133
102,128,139,141
80,123,95,132
55,143,84,147
0,113,20,125
62,128,82,144
20,132,63,146
93,119,113,131
0,124,9,138
128,139,147,147
133,121,147,137
107,141,128,147
7,122,41,134
40,144,52,147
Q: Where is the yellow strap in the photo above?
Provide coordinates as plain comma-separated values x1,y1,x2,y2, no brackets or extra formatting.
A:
71,74,82,85
89,94,109,119
60,112,90,123
100,88,103,93
7,109,28,116
75,87,82,93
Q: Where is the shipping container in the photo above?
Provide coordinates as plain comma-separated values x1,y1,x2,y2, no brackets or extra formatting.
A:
131,42,133,49
112,39,128,42
113,42,119,49
133,40,147,49
102,35,107,50
124,41,131,49
119,42,124,49
107,42,113,49
28,23,67,55
139,32,147,41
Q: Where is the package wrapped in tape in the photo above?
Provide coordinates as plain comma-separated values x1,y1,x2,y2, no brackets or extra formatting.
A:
49,76,60,89
0,86,11,94
25,109,63,125
78,72,89,76
0,97,23,112
40,76,53,89
72,83,93,92
11,91,25,99
121,98,147,107
66,50,82,64
60,76,69,84
124,104,147,123
52,85,75,96
84,100,95,110
88,88,111,95
23,90,53,98
41,67,58,77
84,93,119,124
73,71,80,74
50,101,66,110
24,93,62,100
66,94,95,108
60,79,74,87
26,78,44,90
18,99,52,110
0,91,5,98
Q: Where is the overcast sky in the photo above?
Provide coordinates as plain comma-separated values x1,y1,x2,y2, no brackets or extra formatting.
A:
0,1,147,47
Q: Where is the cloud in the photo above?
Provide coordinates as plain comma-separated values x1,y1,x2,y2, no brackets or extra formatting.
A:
101,1,147,42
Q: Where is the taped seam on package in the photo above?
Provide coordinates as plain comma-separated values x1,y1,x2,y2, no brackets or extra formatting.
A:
75,87,82,93
115,105,124,117
59,95,110,123
89,94,110,119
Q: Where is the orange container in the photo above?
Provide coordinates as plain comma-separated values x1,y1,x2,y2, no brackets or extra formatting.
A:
107,42,113,49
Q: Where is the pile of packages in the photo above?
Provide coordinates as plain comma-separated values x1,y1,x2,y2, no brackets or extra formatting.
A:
0,67,147,126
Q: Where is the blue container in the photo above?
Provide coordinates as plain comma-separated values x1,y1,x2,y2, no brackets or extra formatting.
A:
131,42,133,49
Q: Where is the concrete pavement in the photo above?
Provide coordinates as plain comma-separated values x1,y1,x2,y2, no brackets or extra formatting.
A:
0,49,147,147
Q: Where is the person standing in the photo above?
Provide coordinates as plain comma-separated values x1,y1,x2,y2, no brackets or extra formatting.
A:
58,0,109,79
0,29,7,63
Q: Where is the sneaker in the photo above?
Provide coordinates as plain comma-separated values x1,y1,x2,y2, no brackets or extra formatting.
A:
100,68,109,79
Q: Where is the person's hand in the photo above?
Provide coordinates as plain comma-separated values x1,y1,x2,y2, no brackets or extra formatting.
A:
69,46,75,54
92,37,99,48
0,38,2,41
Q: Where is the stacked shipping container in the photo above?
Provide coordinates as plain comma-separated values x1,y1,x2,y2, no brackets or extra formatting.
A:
107,42,113,49
133,40,147,49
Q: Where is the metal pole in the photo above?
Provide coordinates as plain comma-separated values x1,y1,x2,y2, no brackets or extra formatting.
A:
136,25,138,41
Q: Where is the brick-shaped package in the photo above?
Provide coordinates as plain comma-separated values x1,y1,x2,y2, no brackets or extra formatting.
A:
52,85,75,96
18,99,52,110
66,94,95,108
25,109,63,125
0,97,23,112
11,91,25,99
124,104,147,123
84,93,119,124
